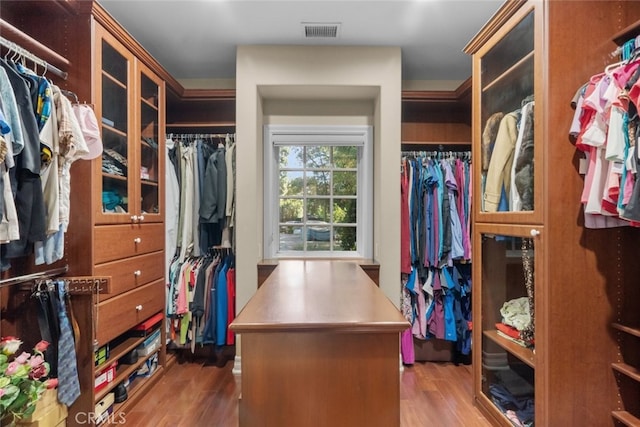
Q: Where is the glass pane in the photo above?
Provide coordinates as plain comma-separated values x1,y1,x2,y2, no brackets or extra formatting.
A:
102,76,127,133
306,171,330,195
279,198,303,223
140,73,158,107
102,41,127,83
333,171,357,196
280,171,304,196
306,198,330,222
334,226,356,251
480,11,534,214
279,146,304,169
333,146,358,168
480,234,535,425
102,178,128,213
480,235,535,341
140,74,159,215
306,146,330,169
279,225,303,252
306,224,331,251
333,199,356,224
481,12,534,86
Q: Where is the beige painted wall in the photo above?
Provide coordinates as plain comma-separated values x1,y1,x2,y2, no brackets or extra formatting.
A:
235,45,402,319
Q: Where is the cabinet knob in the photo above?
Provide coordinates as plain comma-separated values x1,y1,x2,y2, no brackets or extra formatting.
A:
134,237,142,244
138,215,145,222
134,270,142,276
135,305,143,311
530,229,541,237
131,215,138,222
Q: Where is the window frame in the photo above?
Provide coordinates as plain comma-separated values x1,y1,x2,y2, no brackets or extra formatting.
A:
263,125,373,259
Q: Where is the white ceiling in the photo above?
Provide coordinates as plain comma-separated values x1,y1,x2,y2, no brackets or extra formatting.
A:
97,0,503,85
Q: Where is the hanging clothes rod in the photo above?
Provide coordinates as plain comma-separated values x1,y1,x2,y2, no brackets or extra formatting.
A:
0,19,69,80
0,265,69,290
169,133,236,139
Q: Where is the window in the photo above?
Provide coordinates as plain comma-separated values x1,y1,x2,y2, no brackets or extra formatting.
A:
264,125,372,258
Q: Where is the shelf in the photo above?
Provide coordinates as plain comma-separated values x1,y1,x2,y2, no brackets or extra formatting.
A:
102,123,127,138
141,179,159,187
95,350,159,403
612,322,640,339
613,362,640,383
95,336,146,373
112,365,164,414
102,172,128,182
482,50,534,93
141,97,158,110
102,70,127,90
612,20,640,46
612,410,640,427
483,329,535,369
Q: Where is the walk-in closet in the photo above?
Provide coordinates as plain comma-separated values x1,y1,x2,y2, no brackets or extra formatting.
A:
1,1,640,426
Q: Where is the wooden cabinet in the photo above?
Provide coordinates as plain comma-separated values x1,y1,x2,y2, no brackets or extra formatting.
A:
465,1,640,426
231,260,408,427
67,17,167,427
94,24,164,225
0,2,171,425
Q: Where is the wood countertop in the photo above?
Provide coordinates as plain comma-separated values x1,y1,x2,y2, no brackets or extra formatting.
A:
230,260,408,333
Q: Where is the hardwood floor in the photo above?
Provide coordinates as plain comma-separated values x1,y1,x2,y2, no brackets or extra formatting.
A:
123,353,492,427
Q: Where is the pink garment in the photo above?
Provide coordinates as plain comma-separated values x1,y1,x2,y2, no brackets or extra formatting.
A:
401,328,415,365
175,263,190,315
601,161,620,215
467,165,472,260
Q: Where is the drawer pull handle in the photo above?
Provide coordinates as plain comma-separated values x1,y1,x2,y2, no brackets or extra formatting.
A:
135,305,143,311
134,270,142,276
138,215,145,222
131,215,138,222
134,237,142,244
530,229,541,237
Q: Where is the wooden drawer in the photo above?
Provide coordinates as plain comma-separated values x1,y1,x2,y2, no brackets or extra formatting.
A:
96,278,165,346
95,251,164,299
94,223,164,264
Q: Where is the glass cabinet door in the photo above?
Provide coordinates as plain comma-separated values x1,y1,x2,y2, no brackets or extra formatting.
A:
137,64,163,223
95,25,134,224
475,6,541,223
474,224,540,427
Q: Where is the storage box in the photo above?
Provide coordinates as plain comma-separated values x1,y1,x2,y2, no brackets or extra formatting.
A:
128,313,163,337
94,343,110,366
135,352,158,379
95,361,117,392
16,389,68,427
136,328,161,357
95,392,114,426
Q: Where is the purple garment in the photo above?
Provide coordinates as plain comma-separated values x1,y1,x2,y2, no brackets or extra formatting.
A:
409,269,427,339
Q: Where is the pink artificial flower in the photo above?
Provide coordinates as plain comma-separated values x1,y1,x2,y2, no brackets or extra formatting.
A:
0,388,4,397
0,337,22,356
15,352,30,364
5,361,19,376
28,364,47,380
28,355,43,368
44,378,58,389
34,340,49,353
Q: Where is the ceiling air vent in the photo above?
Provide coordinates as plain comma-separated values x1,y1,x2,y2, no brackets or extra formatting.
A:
302,22,341,39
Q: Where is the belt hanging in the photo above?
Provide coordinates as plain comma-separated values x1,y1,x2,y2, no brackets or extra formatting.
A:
33,280,59,377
